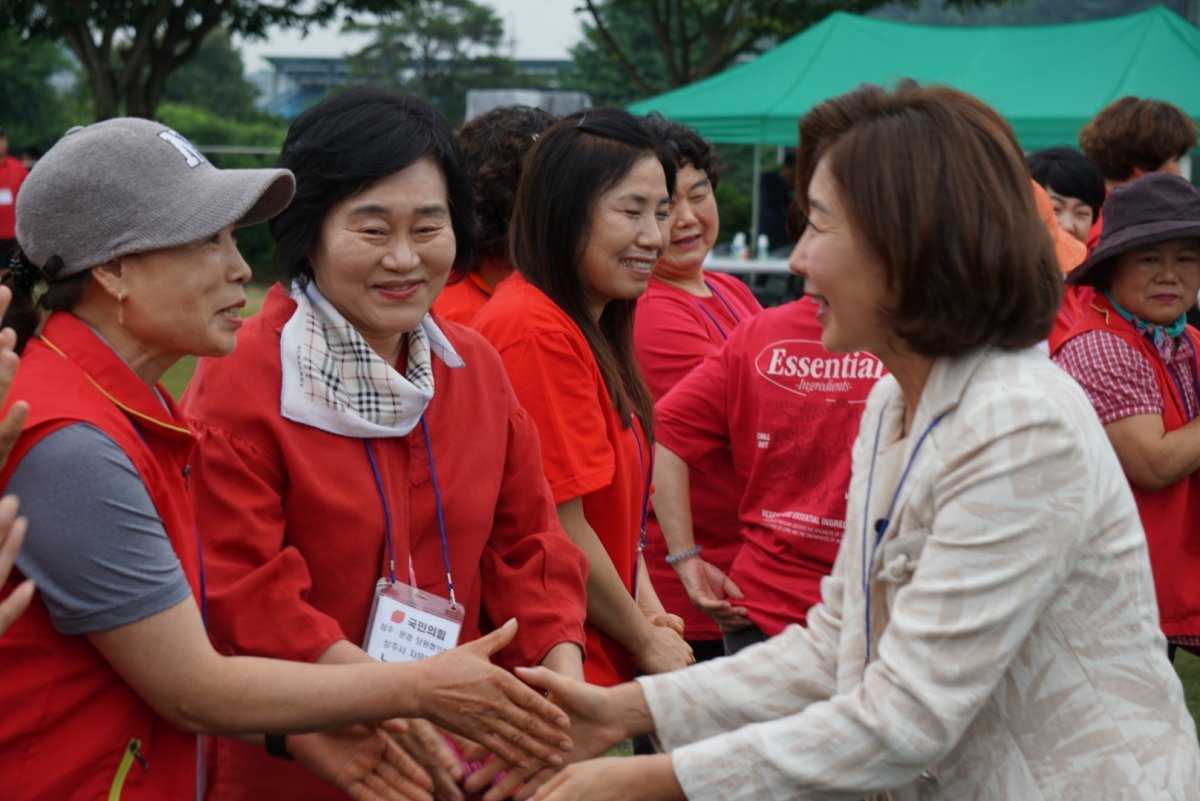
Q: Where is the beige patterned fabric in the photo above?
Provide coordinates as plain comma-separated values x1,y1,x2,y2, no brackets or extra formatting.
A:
639,346,1200,800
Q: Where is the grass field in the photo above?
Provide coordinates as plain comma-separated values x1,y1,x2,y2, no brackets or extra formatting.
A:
158,282,1200,738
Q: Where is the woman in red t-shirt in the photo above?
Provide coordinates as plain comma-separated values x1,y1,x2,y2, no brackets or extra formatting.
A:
433,105,556,324
634,115,763,662
474,109,694,693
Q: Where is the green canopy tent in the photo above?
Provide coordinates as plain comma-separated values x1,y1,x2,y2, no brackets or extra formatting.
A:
628,6,1200,238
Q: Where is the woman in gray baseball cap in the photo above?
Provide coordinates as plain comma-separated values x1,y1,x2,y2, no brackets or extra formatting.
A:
0,118,574,801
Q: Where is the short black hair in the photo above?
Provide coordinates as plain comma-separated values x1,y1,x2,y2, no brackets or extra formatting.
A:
640,113,723,189
1027,147,1106,217
271,86,476,283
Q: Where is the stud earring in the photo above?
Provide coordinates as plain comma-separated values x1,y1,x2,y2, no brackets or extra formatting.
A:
117,289,126,326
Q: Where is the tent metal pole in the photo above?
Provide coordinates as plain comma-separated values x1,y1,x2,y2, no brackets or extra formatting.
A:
751,146,762,242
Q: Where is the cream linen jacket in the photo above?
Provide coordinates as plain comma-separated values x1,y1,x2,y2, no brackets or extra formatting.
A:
639,346,1200,801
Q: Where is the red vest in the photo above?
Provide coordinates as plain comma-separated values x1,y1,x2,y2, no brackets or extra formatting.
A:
0,313,201,800
1054,297,1200,636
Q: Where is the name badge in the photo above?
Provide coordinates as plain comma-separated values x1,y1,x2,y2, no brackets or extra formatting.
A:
0,189,12,206
364,579,464,663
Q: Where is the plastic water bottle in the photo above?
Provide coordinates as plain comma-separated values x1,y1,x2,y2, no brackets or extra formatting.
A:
731,232,747,260
756,233,770,260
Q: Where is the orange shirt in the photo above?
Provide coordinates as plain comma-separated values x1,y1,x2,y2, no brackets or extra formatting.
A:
474,274,650,686
433,272,493,324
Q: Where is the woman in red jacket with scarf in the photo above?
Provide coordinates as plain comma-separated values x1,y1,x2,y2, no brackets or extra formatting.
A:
182,88,588,801
1053,172,1200,660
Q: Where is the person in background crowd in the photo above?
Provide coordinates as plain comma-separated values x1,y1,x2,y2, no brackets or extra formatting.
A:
1053,172,1200,663
756,150,794,255
181,87,587,801
0,117,573,801
474,107,693,688
20,145,41,171
0,285,31,636
0,125,29,268
433,105,556,324
633,114,761,663
1079,96,1197,252
513,81,1200,801
1030,178,1091,347
1027,147,1106,245
649,290,882,658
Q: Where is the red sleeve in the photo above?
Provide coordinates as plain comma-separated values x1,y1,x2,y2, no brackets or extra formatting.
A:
635,291,726,402
186,366,347,664
492,329,614,504
480,398,589,669
654,344,735,465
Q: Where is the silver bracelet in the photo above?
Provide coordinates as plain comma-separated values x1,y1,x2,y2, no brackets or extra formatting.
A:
665,545,702,565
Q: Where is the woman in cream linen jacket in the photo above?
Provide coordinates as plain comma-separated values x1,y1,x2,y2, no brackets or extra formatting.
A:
502,81,1200,801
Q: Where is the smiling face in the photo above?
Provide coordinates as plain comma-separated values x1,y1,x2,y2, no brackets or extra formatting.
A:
788,157,892,355
1108,237,1200,324
655,162,719,279
1047,188,1095,244
308,158,456,362
577,155,670,319
118,226,251,365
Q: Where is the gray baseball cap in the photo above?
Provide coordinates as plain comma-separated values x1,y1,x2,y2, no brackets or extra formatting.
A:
16,117,295,279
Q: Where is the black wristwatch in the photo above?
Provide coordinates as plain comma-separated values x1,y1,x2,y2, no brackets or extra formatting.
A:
265,733,294,761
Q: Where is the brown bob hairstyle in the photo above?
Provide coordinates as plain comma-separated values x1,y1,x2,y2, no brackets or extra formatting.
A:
1079,97,1197,183
796,81,1062,357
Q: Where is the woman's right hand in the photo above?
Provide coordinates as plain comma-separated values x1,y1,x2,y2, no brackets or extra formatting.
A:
672,557,751,632
462,666,635,801
631,614,694,675
409,619,572,770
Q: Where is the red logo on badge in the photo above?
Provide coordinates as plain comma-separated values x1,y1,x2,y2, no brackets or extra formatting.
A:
391,610,406,624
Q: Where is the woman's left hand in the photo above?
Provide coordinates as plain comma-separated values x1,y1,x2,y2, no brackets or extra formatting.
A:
530,755,684,801
289,722,435,801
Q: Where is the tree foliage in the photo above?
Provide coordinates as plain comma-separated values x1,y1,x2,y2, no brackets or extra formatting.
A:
575,0,1018,101
343,0,523,124
0,29,80,150
1,0,406,121
163,28,264,122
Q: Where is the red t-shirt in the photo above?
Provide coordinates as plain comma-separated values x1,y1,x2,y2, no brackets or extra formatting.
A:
0,155,28,240
655,299,883,635
474,274,650,686
633,272,761,640
433,263,502,325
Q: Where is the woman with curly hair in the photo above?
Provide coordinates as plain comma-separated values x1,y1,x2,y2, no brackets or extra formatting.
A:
434,105,556,323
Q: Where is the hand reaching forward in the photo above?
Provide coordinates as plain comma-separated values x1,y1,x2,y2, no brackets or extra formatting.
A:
463,664,636,801
672,557,750,632
531,755,683,801
289,722,434,801
0,496,33,636
387,719,475,801
411,619,572,771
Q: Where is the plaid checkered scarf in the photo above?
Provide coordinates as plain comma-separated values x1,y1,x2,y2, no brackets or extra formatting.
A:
279,279,464,437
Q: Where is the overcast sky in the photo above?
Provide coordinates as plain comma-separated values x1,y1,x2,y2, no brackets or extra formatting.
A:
237,0,585,73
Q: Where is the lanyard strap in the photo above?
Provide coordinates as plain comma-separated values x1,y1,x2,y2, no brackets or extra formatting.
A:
860,403,945,665
629,420,654,601
629,420,654,554
364,416,457,607
692,280,743,341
